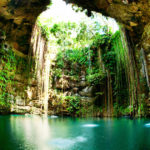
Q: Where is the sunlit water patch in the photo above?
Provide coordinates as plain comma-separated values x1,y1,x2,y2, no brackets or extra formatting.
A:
82,124,99,127
49,115,58,119
49,136,87,149
144,123,150,127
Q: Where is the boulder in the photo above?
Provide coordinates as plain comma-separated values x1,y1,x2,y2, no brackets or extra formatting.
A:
55,77,70,89
80,75,86,81
72,87,78,93
79,86,95,97
79,81,87,87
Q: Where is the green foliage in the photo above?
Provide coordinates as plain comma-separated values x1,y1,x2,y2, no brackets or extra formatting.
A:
102,51,116,72
92,30,130,109
53,68,62,78
63,48,91,66
56,52,64,68
38,12,136,116
0,44,28,109
113,103,133,116
86,69,106,85
65,96,80,114
0,46,16,107
54,47,95,78
92,33,111,47
111,31,130,105
120,106,133,115
38,17,104,50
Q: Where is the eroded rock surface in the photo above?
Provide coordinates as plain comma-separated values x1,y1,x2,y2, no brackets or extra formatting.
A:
64,0,150,47
0,0,49,54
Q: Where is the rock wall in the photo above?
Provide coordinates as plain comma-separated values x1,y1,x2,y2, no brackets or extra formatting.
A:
0,0,150,116
49,75,99,116
0,0,149,55
0,40,30,114
0,0,49,54
0,28,44,115
48,51,105,117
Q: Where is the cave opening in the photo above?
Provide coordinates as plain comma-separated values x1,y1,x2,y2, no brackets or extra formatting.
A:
0,0,150,149
30,0,123,117
0,0,149,118
28,0,144,117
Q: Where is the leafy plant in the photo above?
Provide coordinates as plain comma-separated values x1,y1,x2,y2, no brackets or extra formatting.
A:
86,69,106,85
65,96,80,114
0,43,28,109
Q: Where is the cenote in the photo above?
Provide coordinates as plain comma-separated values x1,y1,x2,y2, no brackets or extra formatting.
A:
0,0,150,149
0,115,150,150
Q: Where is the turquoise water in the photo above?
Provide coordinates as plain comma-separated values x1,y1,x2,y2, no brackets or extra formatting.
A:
0,115,150,150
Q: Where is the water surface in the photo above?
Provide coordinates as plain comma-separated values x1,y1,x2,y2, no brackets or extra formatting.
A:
0,115,150,150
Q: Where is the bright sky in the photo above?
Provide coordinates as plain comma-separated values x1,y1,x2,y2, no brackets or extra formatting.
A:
41,0,87,23
39,0,119,32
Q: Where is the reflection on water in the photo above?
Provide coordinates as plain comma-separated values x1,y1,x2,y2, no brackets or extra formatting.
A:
10,115,51,150
0,115,150,150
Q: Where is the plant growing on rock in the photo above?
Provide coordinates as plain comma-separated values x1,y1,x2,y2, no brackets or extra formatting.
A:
65,96,81,114
0,43,29,110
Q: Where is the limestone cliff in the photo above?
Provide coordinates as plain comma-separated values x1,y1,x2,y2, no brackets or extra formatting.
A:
0,0,149,65
0,0,150,116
